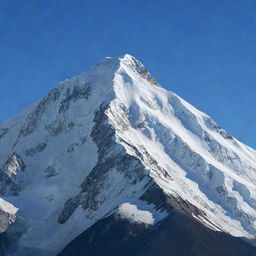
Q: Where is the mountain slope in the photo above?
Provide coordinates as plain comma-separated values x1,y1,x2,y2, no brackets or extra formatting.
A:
0,54,255,255
58,206,256,256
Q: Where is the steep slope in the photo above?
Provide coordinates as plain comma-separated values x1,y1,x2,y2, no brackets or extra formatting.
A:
58,206,256,256
0,54,255,255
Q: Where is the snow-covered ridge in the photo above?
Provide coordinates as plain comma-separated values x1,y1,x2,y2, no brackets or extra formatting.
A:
0,54,255,255
110,55,256,238
116,203,154,225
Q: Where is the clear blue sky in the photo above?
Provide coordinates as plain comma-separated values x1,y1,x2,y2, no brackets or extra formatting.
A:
0,0,255,148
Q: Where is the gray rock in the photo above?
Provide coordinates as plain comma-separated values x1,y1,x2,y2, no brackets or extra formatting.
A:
59,82,91,113
0,153,25,196
57,206,256,256
25,142,47,157
44,166,59,179
58,194,83,224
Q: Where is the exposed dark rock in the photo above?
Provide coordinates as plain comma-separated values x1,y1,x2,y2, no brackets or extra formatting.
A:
80,136,87,144
58,209,256,256
18,88,61,138
67,136,88,153
67,142,79,153
25,141,47,157
44,166,59,179
0,173,19,196
58,194,83,224
140,184,173,212
45,121,74,136
0,153,25,195
59,82,91,113
80,103,148,211
137,122,146,129
0,127,9,140
130,57,160,87
58,103,150,222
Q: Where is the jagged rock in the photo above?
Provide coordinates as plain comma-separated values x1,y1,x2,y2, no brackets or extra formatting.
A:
58,194,83,224
59,82,91,113
0,153,25,195
18,88,61,138
130,57,160,87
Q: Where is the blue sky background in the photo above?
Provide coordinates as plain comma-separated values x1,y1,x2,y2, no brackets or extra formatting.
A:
0,0,255,148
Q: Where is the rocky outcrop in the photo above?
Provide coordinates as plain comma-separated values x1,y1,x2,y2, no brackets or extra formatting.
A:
58,194,83,224
0,153,25,196
43,166,60,179
58,207,256,256
59,82,91,113
45,121,74,136
129,56,160,87
25,141,47,157
18,88,61,138
58,103,151,223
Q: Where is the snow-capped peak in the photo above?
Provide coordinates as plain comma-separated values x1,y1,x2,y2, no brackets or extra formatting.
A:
0,55,255,255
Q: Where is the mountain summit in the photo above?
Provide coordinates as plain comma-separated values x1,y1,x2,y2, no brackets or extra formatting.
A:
0,55,256,256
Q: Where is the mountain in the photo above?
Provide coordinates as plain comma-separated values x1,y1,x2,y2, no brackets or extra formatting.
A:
0,54,256,256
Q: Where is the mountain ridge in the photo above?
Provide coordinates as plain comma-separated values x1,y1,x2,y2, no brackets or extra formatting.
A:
0,54,255,255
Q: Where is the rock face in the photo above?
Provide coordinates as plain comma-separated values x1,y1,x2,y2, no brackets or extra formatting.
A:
0,153,25,196
0,54,256,255
58,209,256,256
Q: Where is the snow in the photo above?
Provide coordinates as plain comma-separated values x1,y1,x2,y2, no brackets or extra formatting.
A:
117,203,154,225
0,54,255,254
0,198,18,216
109,54,256,238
